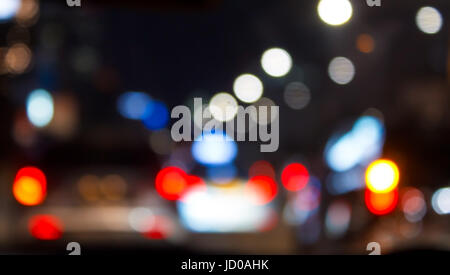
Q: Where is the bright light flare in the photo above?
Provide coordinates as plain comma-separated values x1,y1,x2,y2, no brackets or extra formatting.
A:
13,166,47,206
365,159,399,194
177,184,271,232
317,0,353,26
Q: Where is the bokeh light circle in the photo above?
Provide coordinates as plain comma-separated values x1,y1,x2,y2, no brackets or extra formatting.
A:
155,167,189,201
401,187,426,222
261,48,292,77
26,89,54,128
317,0,353,26
117,92,152,120
142,101,169,130
365,188,398,215
233,74,263,103
328,57,355,85
209,92,238,122
431,187,450,215
416,6,443,35
0,0,21,21
192,131,237,166
29,215,63,240
284,82,311,110
281,163,310,191
13,166,47,206
365,159,399,194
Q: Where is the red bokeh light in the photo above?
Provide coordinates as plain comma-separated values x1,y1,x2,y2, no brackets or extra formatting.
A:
365,188,398,215
281,163,309,191
186,175,207,192
29,215,63,240
249,160,276,180
13,166,47,206
155,167,189,201
142,215,173,240
246,175,278,205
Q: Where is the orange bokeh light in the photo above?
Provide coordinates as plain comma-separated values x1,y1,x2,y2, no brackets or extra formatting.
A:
365,188,398,215
356,34,375,53
281,163,309,191
155,167,190,201
29,215,63,240
13,167,47,206
246,175,278,205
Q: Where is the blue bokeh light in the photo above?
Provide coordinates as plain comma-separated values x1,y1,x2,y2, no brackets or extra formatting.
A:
26,89,54,128
325,116,384,172
117,92,153,120
192,131,238,167
142,100,169,131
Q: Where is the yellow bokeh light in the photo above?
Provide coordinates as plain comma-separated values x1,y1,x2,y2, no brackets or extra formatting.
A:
13,176,45,206
365,159,399,194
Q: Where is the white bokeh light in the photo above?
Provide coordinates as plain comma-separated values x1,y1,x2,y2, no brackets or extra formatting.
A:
261,48,292,77
26,89,54,128
318,0,353,26
233,74,263,103
0,0,21,21
416,6,443,35
209,92,238,122
432,187,450,215
328,57,355,85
